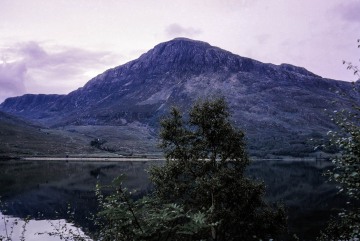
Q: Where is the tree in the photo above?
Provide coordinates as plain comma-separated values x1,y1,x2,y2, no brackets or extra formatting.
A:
342,39,360,78
318,40,360,240
318,93,360,241
95,177,208,241
150,98,286,241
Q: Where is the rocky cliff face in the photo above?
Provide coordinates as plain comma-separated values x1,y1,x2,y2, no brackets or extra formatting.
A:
1,38,358,156
1,94,64,120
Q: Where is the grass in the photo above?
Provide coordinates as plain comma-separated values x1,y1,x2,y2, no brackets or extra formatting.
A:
0,111,160,157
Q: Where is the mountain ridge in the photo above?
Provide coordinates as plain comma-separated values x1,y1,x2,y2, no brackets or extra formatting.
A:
0,38,329,117
1,38,358,157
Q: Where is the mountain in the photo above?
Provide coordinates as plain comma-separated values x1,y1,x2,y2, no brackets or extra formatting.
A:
1,38,359,157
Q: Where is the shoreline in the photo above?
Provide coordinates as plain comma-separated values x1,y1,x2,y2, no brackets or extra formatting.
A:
17,156,330,163
22,156,165,162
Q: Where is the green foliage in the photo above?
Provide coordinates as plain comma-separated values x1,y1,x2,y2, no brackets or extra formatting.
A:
93,98,286,240
342,39,360,78
95,176,209,241
150,98,286,240
319,40,360,240
318,209,360,241
319,108,360,240
327,109,360,199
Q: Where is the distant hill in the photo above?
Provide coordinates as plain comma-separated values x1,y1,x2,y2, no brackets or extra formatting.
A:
1,38,359,157
0,111,100,156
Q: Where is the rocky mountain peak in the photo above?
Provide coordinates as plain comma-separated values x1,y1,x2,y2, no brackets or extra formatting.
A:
106,38,322,80
121,38,255,75
83,38,319,92
154,37,212,49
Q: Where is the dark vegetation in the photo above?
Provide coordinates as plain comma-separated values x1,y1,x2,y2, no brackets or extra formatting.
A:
94,98,286,240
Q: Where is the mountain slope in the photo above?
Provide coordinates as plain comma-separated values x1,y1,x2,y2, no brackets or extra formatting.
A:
1,38,358,157
0,111,100,156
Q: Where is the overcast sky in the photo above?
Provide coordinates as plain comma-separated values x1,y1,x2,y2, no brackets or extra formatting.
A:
0,0,359,102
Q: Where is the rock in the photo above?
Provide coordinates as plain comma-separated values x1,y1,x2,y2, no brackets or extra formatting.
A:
1,38,358,156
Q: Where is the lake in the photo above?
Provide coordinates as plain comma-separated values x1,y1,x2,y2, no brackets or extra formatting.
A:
0,159,347,240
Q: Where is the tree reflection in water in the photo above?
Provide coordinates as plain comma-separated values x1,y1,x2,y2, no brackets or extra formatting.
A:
0,159,348,240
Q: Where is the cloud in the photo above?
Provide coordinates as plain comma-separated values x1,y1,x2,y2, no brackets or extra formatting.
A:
0,41,122,102
165,23,202,38
255,34,271,45
0,62,27,102
335,1,360,23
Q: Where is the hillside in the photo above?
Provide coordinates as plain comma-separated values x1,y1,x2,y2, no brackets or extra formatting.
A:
0,111,99,156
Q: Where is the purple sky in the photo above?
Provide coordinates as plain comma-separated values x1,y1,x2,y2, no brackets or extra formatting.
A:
0,0,359,102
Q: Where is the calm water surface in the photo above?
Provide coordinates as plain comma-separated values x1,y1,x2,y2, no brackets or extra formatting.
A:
0,159,347,240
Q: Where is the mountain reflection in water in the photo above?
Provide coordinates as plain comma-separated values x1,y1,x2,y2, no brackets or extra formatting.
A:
0,159,347,240
0,212,90,241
